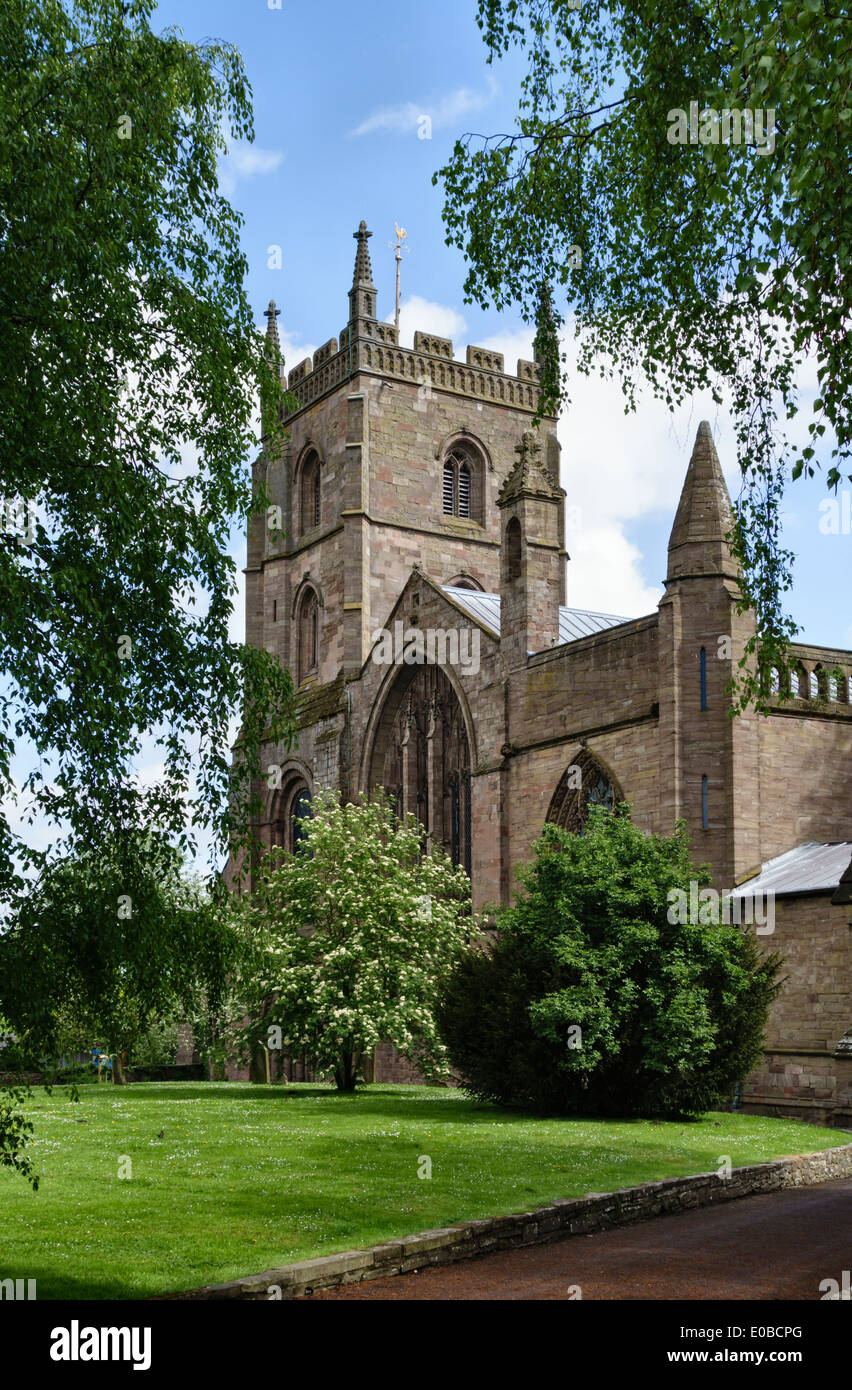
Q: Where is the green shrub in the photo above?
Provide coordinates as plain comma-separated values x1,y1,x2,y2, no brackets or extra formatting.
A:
437,808,782,1117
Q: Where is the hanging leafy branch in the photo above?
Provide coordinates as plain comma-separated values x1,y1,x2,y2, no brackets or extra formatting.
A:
0,0,296,897
437,0,851,709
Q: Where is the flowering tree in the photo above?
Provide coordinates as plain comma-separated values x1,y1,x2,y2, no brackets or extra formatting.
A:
235,790,476,1092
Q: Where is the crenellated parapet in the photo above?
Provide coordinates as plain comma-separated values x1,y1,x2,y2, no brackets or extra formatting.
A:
282,219,545,421
284,324,542,419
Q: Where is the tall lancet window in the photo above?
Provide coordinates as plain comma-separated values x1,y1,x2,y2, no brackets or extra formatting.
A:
297,589,319,685
300,451,321,534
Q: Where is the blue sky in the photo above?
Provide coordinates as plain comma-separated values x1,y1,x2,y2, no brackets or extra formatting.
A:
153,0,848,647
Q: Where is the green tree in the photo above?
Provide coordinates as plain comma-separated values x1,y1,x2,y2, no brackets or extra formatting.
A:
437,807,781,1117
235,790,476,1092
0,0,294,898
0,834,240,1097
437,1,851,706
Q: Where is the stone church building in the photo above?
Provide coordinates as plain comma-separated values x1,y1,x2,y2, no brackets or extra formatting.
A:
236,221,852,1123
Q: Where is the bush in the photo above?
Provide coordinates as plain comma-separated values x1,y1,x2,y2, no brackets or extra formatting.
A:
437,808,782,1118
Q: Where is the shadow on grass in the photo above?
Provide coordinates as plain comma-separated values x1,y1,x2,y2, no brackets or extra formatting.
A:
75,1082,719,1129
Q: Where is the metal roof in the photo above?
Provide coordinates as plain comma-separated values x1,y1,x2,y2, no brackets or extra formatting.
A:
441,588,631,649
730,842,852,898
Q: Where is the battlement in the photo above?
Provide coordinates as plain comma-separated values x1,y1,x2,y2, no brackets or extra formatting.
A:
284,320,542,419
278,218,547,421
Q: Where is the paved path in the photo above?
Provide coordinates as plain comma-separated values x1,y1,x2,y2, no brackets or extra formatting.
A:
313,1178,852,1300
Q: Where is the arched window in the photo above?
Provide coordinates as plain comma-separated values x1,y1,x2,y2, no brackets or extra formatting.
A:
297,588,319,684
370,665,472,878
300,451,321,535
442,446,479,521
828,673,841,702
546,749,623,834
290,786,312,853
813,664,830,701
506,516,522,584
769,667,781,695
790,663,806,698
271,777,313,854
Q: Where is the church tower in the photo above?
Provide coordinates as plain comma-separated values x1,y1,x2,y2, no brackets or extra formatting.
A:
248,220,558,853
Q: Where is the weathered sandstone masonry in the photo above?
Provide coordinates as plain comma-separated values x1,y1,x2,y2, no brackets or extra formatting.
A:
229,220,852,1122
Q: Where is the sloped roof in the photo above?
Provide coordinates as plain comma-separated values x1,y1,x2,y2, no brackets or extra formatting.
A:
442,587,630,648
730,843,852,898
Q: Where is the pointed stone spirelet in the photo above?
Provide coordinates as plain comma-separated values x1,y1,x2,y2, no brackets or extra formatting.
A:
348,220,378,326
351,220,375,289
667,421,739,580
497,428,561,506
264,299,281,356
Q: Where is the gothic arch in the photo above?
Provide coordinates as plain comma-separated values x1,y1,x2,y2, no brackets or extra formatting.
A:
546,748,624,833
293,583,321,685
290,573,325,618
446,573,484,591
434,429,493,473
293,442,323,537
268,765,314,853
363,661,477,875
437,431,489,526
362,652,478,792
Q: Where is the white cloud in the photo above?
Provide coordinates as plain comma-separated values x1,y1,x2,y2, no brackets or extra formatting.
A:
478,327,536,378
350,77,498,138
556,362,738,617
564,523,662,616
471,324,743,618
392,296,467,349
219,140,284,198
280,329,317,374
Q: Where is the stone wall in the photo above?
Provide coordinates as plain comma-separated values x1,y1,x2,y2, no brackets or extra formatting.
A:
742,892,852,1125
172,1141,852,1300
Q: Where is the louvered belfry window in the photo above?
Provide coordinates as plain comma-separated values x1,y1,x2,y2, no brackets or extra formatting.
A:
442,462,455,515
458,463,471,517
442,448,475,519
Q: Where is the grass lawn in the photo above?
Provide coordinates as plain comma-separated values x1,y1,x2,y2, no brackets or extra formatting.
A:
0,1082,844,1299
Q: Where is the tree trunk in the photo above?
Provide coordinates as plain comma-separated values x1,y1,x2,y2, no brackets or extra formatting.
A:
334,1050,358,1092
113,1051,126,1086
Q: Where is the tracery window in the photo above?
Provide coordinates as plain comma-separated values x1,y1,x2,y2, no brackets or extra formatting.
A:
546,749,622,834
372,665,472,877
